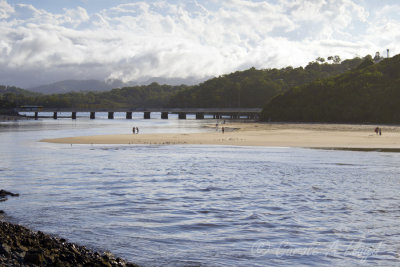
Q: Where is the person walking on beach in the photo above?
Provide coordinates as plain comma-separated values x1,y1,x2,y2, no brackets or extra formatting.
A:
379,128,382,136
136,127,139,134
132,126,136,134
222,127,225,134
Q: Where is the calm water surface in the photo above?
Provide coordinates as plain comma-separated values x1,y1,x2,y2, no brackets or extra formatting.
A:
1,115,400,266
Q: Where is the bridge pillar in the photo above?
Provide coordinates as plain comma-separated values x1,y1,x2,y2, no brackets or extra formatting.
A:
196,112,204,120
144,112,151,119
178,113,186,119
126,112,132,119
90,112,95,119
108,112,114,119
72,112,77,119
34,112,38,120
213,113,221,119
53,112,57,119
161,112,168,119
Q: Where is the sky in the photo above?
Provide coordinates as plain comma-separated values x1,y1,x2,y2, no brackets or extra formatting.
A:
1,0,399,88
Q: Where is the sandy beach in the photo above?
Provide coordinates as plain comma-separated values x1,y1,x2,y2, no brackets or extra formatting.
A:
40,122,400,150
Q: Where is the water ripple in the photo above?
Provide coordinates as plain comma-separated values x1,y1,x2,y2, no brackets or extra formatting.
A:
1,120,400,266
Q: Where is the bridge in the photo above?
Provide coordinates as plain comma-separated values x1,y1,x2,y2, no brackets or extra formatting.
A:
15,107,262,120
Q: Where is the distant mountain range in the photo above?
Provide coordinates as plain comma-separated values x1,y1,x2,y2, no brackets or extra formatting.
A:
27,80,119,94
26,77,206,94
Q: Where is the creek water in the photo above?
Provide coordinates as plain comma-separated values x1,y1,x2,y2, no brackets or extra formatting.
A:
1,114,400,266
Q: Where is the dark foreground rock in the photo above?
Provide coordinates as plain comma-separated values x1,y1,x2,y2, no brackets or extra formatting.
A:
0,190,20,201
0,190,20,214
0,221,140,267
0,221,141,267
0,189,139,267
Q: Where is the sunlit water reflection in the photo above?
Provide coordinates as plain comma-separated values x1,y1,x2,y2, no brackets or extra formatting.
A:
1,116,400,266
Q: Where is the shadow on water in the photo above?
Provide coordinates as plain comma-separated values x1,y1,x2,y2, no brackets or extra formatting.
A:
314,147,400,153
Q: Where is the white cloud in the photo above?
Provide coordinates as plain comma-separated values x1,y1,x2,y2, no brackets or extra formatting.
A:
374,4,400,20
0,0,398,88
362,4,400,57
0,0,14,19
62,7,90,27
280,0,369,39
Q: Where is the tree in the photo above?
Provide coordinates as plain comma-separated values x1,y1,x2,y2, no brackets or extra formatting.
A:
261,53,400,124
328,55,341,64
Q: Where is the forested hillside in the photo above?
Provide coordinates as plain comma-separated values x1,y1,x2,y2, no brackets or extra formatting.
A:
0,85,40,111
1,83,186,109
0,85,39,97
1,55,386,113
168,56,365,108
260,54,400,123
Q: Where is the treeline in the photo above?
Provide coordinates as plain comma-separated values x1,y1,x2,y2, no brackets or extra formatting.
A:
2,54,393,122
0,85,39,111
260,54,400,123
167,56,365,108
0,85,39,97
0,83,187,110
1,55,365,111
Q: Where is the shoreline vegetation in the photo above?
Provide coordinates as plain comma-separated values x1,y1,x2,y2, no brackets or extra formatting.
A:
260,55,400,124
0,190,139,267
41,122,400,151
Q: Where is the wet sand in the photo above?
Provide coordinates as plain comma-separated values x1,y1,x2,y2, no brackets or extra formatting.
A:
40,122,400,150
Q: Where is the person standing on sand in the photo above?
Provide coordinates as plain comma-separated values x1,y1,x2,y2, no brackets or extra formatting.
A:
379,128,382,136
222,127,225,134
132,126,135,134
136,127,139,134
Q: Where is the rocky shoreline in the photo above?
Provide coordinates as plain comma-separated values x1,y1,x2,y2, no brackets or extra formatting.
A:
0,190,20,214
0,190,139,267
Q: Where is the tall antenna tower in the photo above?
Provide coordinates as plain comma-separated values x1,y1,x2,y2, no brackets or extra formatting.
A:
387,49,389,58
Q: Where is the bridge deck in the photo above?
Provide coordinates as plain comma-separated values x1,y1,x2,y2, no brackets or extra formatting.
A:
16,107,262,113
16,107,262,120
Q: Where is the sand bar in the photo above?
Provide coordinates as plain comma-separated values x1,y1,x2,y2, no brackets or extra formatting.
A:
40,123,400,150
